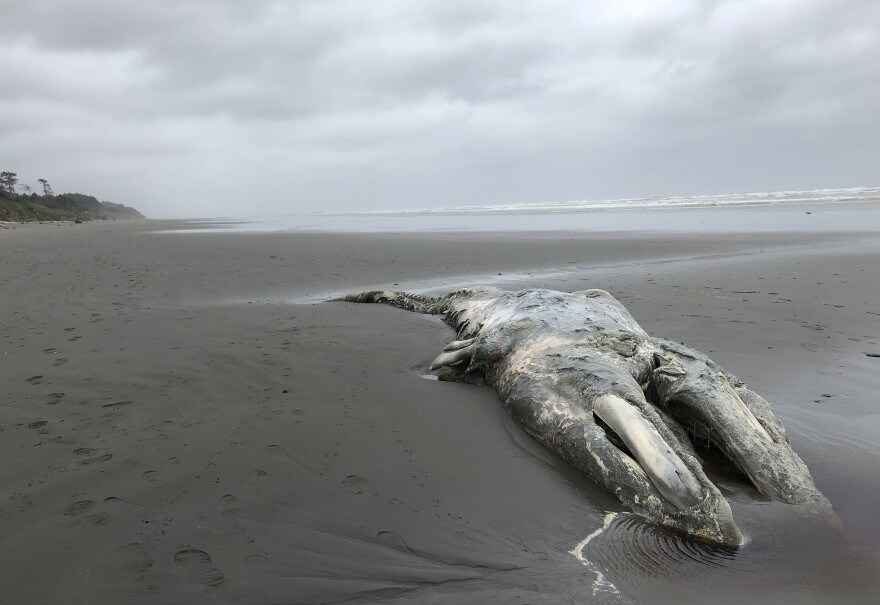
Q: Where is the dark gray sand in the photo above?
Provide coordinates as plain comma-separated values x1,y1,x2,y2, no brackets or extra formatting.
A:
1,217,879,604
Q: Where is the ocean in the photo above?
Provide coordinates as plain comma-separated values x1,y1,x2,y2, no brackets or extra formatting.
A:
165,186,880,234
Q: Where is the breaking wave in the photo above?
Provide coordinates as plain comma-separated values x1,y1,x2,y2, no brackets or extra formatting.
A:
365,186,880,216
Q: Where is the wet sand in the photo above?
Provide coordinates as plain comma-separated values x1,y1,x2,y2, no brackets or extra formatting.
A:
1,215,879,604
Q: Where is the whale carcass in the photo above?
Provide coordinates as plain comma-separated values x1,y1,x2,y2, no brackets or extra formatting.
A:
340,287,827,544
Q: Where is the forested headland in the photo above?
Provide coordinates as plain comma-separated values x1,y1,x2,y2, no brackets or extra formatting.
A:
0,171,144,222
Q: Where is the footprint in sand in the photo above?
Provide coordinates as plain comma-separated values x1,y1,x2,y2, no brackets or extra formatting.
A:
377,530,419,555
26,375,44,385
173,549,225,587
102,400,133,408
343,474,377,497
118,543,157,593
64,496,145,527
9,492,32,513
266,444,292,459
244,553,269,566
52,358,69,367
63,499,109,525
248,469,268,478
28,420,50,434
119,542,153,574
103,496,145,518
77,453,113,466
98,412,120,426
218,494,248,536
88,511,112,525
46,392,65,405
219,494,241,516
63,499,96,517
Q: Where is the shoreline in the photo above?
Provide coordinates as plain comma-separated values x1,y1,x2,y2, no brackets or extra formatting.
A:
152,201,880,235
1,212,878,603
0,217,147,227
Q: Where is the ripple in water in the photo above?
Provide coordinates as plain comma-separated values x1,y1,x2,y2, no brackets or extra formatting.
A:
573,513,750,599
596,514,740,573
571,503,855,604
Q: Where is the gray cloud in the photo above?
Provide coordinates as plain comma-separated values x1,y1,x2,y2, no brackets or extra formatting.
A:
1,0,877,217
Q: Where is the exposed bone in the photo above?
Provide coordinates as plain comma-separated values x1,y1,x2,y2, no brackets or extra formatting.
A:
594,394,703,509
443,337,477,352
430,344,475,370
721,379,773,443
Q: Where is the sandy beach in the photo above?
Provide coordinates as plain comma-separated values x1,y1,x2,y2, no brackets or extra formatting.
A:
1,210,879,604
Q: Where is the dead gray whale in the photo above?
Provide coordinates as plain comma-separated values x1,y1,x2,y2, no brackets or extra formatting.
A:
341,287,827,545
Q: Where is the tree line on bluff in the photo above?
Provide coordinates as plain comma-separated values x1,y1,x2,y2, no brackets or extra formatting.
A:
0,171,144,222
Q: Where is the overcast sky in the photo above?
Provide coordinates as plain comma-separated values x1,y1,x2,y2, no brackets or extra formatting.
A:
1,0,877,218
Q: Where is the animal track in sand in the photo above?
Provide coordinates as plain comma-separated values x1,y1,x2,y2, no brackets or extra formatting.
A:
173,548,225,587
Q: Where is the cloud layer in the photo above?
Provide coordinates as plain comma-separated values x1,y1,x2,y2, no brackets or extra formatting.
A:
2,0,877,217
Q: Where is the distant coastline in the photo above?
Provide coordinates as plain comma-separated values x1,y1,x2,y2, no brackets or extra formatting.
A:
0,172,144,223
